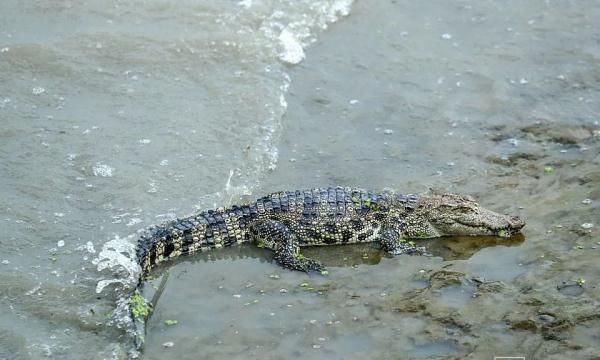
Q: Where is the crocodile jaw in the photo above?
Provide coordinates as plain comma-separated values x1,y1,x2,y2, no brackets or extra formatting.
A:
433,204,524,237
418,194,525,237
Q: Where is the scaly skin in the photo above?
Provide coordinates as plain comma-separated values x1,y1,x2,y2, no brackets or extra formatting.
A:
136,187,525,275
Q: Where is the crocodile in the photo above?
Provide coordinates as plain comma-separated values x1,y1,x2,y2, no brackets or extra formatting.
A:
136,187,525,276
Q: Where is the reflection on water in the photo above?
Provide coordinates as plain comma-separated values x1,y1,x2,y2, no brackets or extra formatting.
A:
426,234,526,261
144,233,525,281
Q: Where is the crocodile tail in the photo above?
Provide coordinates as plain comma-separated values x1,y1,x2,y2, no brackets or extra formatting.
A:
136,206,258,277
136,225,175,278
137,220,213,278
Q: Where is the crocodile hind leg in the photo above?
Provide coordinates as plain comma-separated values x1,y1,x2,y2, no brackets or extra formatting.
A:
380,228,427,255
249,219,324,273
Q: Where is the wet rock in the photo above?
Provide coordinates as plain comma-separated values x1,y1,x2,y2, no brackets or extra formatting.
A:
518,296,545,306
429,270,465,288
390,270,466,313
506,317,537,331
541,319,573,340
471,277,506,293
537,313,556,323
485,152,544,166
577,170,600,185
520,122,594,145
557,282,585,297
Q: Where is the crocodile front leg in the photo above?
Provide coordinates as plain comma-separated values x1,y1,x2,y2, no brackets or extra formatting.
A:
380,228,427,255
249,219,324,273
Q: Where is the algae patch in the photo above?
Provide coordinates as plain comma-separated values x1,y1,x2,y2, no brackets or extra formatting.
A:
497,229,509,238
129,291,150,320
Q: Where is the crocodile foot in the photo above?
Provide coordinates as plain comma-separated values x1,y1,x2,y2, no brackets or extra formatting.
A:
275,252,325,273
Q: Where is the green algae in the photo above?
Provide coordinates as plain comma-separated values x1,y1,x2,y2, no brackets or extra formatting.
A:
129,292,150,320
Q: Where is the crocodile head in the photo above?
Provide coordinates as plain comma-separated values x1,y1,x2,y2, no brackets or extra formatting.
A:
403,193,525,238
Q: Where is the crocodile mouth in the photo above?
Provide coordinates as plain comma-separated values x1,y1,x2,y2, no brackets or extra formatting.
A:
455,216,525,237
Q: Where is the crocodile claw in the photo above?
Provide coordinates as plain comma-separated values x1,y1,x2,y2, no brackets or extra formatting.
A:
299,258,325,273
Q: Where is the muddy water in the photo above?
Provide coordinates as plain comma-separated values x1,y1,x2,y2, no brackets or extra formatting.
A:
1,0,600,359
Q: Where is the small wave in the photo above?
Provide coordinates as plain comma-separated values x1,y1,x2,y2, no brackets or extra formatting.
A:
251,0,353,64
92,0,355,353
94,0,355,300
93,235,141,294
218,0,354,195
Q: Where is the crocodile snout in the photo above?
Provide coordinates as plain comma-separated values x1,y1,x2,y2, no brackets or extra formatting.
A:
508,215,525,231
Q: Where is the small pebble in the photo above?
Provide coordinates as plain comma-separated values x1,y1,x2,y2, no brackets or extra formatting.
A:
581,223,593,229
441,33,452,39
519,78,529,84
538,314,555,323
581,199,592,205
57,240,65,247
349,99,359,105
383,129,394,135
233,294,241,298
162,342,174,348
312,344,321,349
279,288,288,293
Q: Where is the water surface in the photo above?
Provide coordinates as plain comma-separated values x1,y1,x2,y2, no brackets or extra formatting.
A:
1,1,599,359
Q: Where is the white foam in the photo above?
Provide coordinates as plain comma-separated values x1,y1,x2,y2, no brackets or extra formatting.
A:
93,162,114,177
258,0,353,64
238,0,252,9
278,29,305,64
93,235,141,293
32,86,46,95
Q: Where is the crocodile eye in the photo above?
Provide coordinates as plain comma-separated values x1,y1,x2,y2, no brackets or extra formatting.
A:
453,208,475,216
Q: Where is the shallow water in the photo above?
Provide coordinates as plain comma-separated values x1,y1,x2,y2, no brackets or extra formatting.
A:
2,0,600,359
